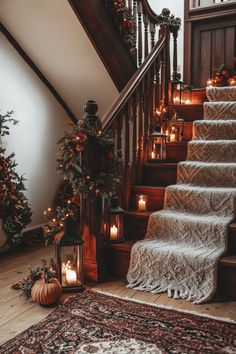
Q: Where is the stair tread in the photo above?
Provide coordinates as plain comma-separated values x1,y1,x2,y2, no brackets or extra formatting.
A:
132,185,166,190
229,222,236,231
144,162,178,168
219,255,236,267
125,210,151,218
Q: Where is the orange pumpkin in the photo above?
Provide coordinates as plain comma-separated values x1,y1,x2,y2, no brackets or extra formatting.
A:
31,278,62,305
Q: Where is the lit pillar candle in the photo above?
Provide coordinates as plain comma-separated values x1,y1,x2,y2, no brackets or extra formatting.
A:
185,99,191,104
110,225,118,240
151,151,155,159
138,197,146,211
66,269,77,285
229,79,236,86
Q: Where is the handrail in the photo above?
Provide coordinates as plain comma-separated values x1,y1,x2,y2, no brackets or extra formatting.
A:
140,0,158,20
102,29,167,130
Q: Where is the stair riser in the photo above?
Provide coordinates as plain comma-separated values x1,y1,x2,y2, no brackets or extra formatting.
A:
168,105,203,122
228,229,236,254
130,187,165,211
124,215,236,252
107,246,236,297
166,143,187,162
124,214,148,239
143,165,177,186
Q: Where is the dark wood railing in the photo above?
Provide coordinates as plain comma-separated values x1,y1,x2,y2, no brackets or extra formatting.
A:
102,26,170,208
77,3,181,282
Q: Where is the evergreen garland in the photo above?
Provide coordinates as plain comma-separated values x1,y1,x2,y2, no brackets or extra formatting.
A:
0,111,32,248
57,115,119,199
105,0,136,52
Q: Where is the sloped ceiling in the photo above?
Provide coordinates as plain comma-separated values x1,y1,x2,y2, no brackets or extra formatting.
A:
0,0,119,119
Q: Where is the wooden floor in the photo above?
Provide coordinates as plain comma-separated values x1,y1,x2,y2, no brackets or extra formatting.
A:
0,244,236,346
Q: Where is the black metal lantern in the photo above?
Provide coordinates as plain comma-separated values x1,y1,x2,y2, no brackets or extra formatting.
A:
171,79,184,105
56,216,84,293
165,112,184,143
105,196,124,243
148,123,167,162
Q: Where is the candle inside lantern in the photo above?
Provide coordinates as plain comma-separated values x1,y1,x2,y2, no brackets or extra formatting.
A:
173,97,180,104
138,196,146,211
110,225,118,240
151,151,155,159
207,79,213,87
66,268,77,285
229,79,236,86
170,133,176,142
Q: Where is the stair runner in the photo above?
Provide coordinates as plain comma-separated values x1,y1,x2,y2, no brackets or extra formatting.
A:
127,86,236,303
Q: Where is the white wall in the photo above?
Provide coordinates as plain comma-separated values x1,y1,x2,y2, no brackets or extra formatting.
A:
0,33,67,226
0,0,118,119
148,0,184,79
0,0,119,228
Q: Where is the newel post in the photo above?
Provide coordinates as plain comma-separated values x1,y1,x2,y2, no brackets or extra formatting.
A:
80,100,105,282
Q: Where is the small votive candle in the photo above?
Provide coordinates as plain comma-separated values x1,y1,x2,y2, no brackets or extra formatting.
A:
207,79,213,87
170,133,176,142
228,78,236,86
173,97,180,104
185,99,191,104
110,225,118,240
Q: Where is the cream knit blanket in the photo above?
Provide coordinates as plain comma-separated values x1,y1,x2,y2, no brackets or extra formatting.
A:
127,86,236,303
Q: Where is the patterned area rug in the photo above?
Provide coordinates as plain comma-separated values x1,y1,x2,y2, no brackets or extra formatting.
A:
127,86,236,303
0,291,235,353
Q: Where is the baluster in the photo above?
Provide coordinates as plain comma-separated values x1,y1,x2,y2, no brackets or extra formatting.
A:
117,114,123,205
149,64,155,131
137,0,143,66
161,48,166,108
143,75,150,161
164,29,170,106
128,0,132,9
172,29,178,81
155,57,161,111
137,83,144,182
132,92,138,183
124,103,131,208
133,0,138,63
143,12,149,58
150,21,156,48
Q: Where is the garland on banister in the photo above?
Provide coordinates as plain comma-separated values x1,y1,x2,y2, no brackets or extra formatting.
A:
105,0,136,52
57,108,120,199
156,8,181,33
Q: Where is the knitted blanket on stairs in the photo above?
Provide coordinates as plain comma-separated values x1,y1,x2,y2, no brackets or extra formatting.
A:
127,86,236,304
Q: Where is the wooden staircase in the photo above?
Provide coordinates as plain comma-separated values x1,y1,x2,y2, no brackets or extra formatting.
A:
105,97,236,299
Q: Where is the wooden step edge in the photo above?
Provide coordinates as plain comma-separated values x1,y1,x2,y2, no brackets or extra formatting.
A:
124,210,152,218
131,185,166,191
143,162,178,168
106,239,135,251
219,255,236,267
229,222,236,231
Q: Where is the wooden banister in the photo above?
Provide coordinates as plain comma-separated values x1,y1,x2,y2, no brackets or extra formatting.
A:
140,0,158,20
102,29,167,130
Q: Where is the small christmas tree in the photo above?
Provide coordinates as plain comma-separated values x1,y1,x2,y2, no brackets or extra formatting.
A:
0,111,32,250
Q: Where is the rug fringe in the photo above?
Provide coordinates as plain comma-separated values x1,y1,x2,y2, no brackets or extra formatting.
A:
92,289,236,324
